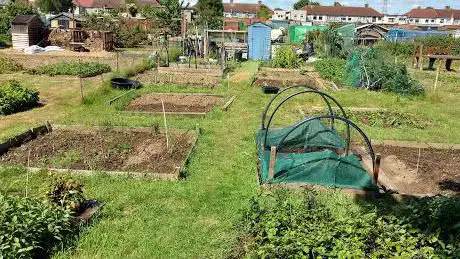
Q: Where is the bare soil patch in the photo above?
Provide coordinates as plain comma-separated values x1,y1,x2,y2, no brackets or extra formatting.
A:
135,70,221,88
0,127,197,177
254,67,321,89
375,145,460,195
125,94,223,113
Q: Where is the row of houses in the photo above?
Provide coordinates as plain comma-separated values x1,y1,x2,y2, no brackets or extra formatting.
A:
271,3,460,30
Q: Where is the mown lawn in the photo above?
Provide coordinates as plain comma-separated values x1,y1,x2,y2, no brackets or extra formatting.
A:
1,60,460,258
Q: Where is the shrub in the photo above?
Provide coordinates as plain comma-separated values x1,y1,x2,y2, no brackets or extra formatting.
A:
347,48,424,96
0,80,39,115
0,55,23,74
270,45,302,69
232,189,459,258
313,58,347,86
120,58,153,77
30,62,111,77
0,194,75,258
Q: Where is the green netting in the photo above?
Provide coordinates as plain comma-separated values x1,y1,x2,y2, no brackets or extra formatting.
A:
257,120,376,190
289,25,328,44
258,119,346,150
337,24,355,54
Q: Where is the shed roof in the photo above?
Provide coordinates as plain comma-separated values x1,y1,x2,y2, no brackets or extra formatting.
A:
303,5,383,17
249,22,272,28
50,13,84,22
12,15,41,25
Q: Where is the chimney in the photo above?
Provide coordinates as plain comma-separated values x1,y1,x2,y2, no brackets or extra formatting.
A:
365,4,369,8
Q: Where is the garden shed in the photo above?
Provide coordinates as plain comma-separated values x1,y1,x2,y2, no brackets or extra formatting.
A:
12,15,44,50
355,24,388,46
248,22,272,60
49,13,83,30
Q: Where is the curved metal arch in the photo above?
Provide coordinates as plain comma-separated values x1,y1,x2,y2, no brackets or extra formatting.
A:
263,90,351,151
277,115,376,171
261,85,324,130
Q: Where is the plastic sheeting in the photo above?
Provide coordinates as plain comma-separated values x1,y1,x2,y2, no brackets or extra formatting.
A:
24,45,64,54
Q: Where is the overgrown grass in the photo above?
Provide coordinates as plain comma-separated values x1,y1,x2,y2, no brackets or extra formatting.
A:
0,55,23,74
0,60,459,258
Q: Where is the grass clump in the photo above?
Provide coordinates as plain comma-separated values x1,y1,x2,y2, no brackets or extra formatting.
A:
29,62,111,78
0,80,39,115
262,45,302,69
232,189,460,258
0,55,23,74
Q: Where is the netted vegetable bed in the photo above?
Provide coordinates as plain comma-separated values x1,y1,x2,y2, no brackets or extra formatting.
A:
0,126,198,179
375,144,460,196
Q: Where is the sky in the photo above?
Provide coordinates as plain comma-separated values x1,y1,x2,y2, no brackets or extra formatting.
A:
186,0,460,15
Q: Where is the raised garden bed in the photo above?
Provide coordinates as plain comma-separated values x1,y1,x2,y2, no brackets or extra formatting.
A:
0,125,198,179
373,143,460,196
124,93,227,116
135,70,221,88
254,67,320,89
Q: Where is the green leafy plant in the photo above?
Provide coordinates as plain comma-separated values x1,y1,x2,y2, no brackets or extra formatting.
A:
313,58,347,86
232,189,459,258
46,174,86,213
0,194,74,258
270,45,302,69
0,55,23,74
29,62,111,78
0,3,38,35
0,80,39,115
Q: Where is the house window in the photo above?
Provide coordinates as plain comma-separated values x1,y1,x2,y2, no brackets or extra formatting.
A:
319,16,323,20
348,17,351,21
440,19,445,23
425,19,429,23
431,19,435,23
415,19,419,23
313,16,317,20
342,17,346,21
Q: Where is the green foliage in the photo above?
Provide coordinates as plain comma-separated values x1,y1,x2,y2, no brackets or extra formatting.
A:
0,55,23,74
375,36,460,57
256,5,272,20
37,0,73,14
313,58,346,85
293,0,319,10
349,110,431,129
0,3,38,35
233,189,460,258
0,194,74,258
313,25,346,58
120,58,153,77
347,48,424,96
47,174,86,212
270,45,302,69
195,0,223,30
0,80,39,115
83,14,149,48
141,0,189,36
30,62,111,77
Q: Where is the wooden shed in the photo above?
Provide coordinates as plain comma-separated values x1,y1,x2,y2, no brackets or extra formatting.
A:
49,13,83,30
12,15,44,50
248,22,272,60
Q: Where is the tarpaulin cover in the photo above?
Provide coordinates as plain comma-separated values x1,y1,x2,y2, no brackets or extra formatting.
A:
257,120,375,190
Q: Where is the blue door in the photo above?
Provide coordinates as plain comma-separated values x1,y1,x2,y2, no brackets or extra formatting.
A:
252,27,265,59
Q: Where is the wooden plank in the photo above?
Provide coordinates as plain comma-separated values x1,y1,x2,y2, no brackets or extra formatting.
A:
268,146,277,180
221,96,236,111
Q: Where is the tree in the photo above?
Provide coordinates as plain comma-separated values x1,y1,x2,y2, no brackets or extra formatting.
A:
257,4,272,20
293,0,320,10
195,0,223,30
0,3,38,35
141,0,189,35
37,0,74,14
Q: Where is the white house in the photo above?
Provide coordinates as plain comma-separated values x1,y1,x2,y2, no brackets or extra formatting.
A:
223,0,271,19
303,3,384,25
272,8,289,20
405,6,460,27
